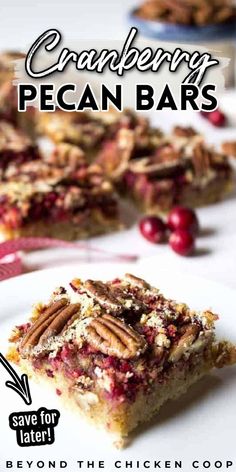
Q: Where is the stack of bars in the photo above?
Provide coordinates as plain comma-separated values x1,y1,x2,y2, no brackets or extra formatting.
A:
0,51,235,241
7,273,236,446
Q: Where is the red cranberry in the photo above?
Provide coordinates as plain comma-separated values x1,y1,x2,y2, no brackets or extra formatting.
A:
167,206,199,235
139,216,167,243
169,230,195,256
208,110,226,127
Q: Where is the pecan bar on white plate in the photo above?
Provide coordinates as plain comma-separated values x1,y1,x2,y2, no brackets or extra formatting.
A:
8,274,236,447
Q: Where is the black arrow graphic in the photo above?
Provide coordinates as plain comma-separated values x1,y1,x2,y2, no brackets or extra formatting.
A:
0,352,32,405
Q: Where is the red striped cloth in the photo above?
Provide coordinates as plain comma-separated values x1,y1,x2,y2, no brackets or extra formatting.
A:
0,238,137,281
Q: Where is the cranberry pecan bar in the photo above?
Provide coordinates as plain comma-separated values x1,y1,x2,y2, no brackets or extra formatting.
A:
8,273,236,446
0,121,39,177
97,125,233,213
0,147,121,240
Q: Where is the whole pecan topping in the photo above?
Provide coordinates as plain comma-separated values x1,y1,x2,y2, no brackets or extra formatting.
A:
124,273,150,290
20,299,80,354
84,280,123,314
39,304,81,343
222,140,236,158
192,143,211,177
86,314,147,359
173,126,197,138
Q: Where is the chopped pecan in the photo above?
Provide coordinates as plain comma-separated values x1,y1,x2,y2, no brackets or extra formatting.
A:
86,314,147,359
168,324,200,362
212,341,236,368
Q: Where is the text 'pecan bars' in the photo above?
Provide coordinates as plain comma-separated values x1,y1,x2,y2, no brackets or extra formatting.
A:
97,123,233,213
8,274,236,446
0,148,121,240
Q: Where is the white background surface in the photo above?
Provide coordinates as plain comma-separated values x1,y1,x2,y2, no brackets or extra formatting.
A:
0,0,236,288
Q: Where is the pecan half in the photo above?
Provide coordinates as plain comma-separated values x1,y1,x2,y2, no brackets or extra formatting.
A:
124,273,150,289
222,140,236,158
112,128,135,179
20,299,80,354
84,280,123,314
86,314,147,359
192,143,211,177
39,304,81,343
168,324,200,362
173,126,197,138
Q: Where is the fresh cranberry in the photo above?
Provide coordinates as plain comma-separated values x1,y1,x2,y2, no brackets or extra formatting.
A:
139,216,167,243
208,110,226,127
56,388,62,396
169,229,195,256
167,206,199,235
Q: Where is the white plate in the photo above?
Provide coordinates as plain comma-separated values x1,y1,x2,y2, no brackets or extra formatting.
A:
0,263,236,471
